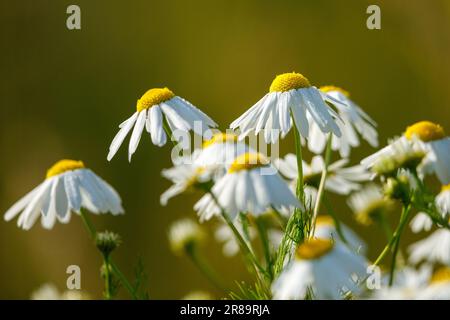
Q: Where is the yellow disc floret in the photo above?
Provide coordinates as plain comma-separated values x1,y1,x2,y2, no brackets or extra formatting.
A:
441,184,450,192
46,159,85,179
315,215,334,226
296,238,334,260
136,87,175,112
202,133,238,149
430,267,450,284
228,153,269,173
320,85,350,98
269,72,311,93
404,121,445,142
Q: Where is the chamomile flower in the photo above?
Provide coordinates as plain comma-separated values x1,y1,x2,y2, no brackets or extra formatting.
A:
306,86,378,157
272,238,368,299
362,121,450,184
274,154,371,195
419,267,450,299
4,160,123,230
409,212,433,233
408,228,450,266
371,265,432,300
208,153,301,220
168,218,206,255
107,87,217,161
160,164,217,205
313,215,367,254
347,184,393,225
194,132,251,167
230,72,343,144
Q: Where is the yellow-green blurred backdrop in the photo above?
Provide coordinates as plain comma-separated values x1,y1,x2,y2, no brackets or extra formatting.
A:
1,0,450,299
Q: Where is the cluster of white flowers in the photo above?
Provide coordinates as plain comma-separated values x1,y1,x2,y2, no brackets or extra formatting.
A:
4,72,450,300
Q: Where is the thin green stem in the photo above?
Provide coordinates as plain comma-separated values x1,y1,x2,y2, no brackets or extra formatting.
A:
102,255,113,300
109,261,138,299
207,192,268,279
79,210,138,299
310,134,333,237
388,204,411,286
255,217,273,280
373,204,412,267
292,122,304,201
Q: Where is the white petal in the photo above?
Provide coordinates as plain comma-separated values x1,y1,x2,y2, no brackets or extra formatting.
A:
149,105,167,146
107,112,139,161
128,110,147,161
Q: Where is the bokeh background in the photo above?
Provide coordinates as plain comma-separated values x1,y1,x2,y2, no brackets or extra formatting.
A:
1,0,450,299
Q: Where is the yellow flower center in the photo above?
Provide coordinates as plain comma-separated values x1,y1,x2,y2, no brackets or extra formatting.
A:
269,72,311,93
136,87,175,112
319,85,350,98
404,121,445,142
202,133,238,148
46,159,85,179
441,184,450,192
228,153,269,173
430,267,450,284
296,238,334,260
316,215,334,226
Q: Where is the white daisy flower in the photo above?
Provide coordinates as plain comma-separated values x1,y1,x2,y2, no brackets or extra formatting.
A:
274,154,371,195
436,184,450,218
371,265,432,300
419,267,450,300
272,238,368,299
362,121,450,184
306,86,378,158
409,212,433,233
193,132,251,167
206,153,302,220
107,87,218,161
313,215,367,254
230,72,343,144
160,164,217,206
408,228,450,266
168,218,206,255
347,184,393,225
4,160,124,230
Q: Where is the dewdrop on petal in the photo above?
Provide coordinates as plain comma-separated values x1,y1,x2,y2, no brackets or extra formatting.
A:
230,72,343,144
107,87,218,161
4,159,124,230
168,218,206,255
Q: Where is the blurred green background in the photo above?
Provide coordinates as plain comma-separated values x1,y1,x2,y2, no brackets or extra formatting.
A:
1,0,450,299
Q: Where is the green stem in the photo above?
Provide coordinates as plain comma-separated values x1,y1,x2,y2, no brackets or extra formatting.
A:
292,122,304,201
310,134,333,237
102,255,113,300
373,204,412,268
79,210,138,299
208,192,268,279
186,245,228,292
388,204,411,286
255,218,273,280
